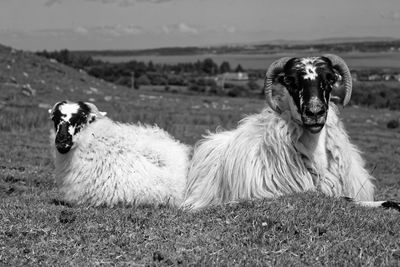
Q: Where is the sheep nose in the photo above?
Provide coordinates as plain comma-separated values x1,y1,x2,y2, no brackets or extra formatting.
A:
304,106,326,118
55,123,73,154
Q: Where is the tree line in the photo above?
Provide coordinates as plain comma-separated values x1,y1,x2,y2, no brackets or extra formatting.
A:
36,49,263,97
36,49,400,109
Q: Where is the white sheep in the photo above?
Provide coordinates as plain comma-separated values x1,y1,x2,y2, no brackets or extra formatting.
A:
49,100,190,207
183,54,399,211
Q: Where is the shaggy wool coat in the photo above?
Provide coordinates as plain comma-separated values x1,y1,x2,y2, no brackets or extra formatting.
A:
52,118,190,207
183,104,374,210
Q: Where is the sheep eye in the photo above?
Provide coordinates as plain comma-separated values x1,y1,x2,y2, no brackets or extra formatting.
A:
325,73,336,84
283,76,295,86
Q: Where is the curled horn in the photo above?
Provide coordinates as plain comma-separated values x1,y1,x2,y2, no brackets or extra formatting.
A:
264,57,293,111
323,54,352,106
84,102,107,118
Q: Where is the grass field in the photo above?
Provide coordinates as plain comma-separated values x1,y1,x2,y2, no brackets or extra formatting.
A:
1,46,400,265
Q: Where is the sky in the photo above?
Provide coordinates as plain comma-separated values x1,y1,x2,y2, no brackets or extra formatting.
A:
0,0,399,51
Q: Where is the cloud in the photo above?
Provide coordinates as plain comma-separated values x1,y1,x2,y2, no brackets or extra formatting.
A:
87,0,128,5
44,0,176,7
161,25,171,34
44,0,63,6
223,25,236,34
161,23,200,35
0,28,25,38
121,0,174,5
74,26,89,35
30,29,67,37
161,23,238,35
380,11,400,21
1,25,144,39
177,23,198,34
95,25,143,36
136,0,175,3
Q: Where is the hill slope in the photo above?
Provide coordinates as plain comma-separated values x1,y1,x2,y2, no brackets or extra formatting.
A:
0,44,126,108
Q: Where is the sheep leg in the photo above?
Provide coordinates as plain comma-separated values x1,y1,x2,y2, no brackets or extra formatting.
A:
342,197,400,212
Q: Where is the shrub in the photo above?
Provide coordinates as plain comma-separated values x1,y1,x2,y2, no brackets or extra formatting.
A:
247,80,261,91
189,84,205,93
137,75,151,86
351,82,400,109
387,119,399,129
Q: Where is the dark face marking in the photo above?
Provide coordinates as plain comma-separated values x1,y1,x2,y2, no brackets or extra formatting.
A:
51,100,67,130
280,57,337,133
50,101,94,154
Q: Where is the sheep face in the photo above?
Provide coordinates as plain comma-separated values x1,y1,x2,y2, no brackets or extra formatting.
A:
50,101,97,154
279,57,338,133
265,54,352,135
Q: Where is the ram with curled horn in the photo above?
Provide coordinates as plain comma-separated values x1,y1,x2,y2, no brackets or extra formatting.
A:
182,54,400,211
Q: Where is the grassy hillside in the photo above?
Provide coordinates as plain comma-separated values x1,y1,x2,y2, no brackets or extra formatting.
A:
1,45,400,265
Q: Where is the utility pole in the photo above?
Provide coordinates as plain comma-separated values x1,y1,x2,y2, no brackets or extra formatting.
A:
131,71,135,89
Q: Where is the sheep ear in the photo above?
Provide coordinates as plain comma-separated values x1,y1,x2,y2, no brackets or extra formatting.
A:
84,102,106,118
276,73,286,85
88,111,106,123
48,108,54,119
330,72,346,105
88,113,97,124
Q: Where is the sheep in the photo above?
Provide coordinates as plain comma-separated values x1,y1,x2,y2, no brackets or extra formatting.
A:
49,100,190,207
183,54,399,211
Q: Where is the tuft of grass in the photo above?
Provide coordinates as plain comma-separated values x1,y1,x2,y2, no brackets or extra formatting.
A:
1,190,400,266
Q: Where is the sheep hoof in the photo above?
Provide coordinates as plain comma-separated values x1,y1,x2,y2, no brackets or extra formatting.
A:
381,201,400,212
341,196,354,202
50,198,73,208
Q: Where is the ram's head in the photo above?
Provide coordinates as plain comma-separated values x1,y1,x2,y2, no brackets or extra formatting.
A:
49,101,106,154
264,54,352,133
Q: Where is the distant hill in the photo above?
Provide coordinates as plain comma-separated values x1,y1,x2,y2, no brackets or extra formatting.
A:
0,43,12,53
309,36,399,44
253,37,400,46
73,37,400,57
